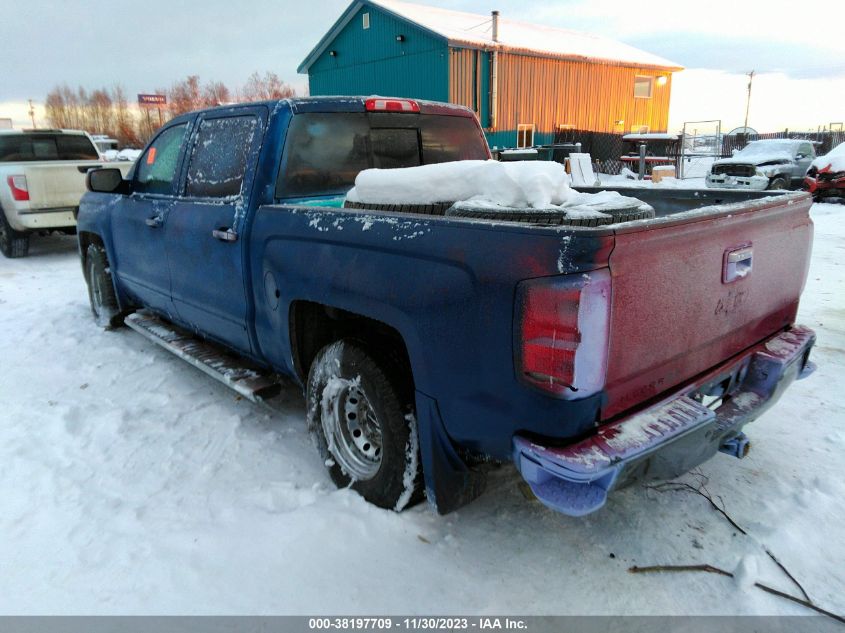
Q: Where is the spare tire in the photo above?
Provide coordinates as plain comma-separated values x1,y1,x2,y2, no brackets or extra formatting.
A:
343,200,455,216
446,197,655,226
344,195,656,226
445,205,616,227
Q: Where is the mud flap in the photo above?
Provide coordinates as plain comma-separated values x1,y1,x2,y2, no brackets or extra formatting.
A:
415,391,487,514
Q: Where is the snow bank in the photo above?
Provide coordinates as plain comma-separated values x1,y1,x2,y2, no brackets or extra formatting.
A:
346,160,574,209
812,142,845,172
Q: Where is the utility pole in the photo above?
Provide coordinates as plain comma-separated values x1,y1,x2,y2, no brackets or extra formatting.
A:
743,71,755,132
27,99,36,128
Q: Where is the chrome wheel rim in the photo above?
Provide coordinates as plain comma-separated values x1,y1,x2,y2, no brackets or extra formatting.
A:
321,380,383,481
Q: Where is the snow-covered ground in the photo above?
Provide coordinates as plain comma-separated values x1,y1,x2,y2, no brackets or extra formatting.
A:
0,204,843,615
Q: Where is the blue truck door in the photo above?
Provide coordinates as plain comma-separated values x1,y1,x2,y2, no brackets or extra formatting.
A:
110,122,191,315
165,108,266,354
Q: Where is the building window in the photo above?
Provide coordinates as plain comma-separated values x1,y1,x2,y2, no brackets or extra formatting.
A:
517,124,535,148
362,12,370,29
634,76,653,99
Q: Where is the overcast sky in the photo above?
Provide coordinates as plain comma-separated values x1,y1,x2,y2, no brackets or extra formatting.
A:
2,0,844,130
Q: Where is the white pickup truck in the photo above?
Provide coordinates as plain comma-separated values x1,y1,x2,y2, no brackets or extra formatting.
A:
0,129,132,257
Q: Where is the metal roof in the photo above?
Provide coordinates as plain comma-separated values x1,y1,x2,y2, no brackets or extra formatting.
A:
299,0,683,73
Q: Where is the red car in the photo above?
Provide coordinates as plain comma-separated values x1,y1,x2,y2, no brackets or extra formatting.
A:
804,141,845,203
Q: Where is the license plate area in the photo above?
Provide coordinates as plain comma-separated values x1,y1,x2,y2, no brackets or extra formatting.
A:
690,356,752,409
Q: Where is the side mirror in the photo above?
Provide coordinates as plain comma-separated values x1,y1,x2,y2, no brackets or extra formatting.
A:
86,168,128,194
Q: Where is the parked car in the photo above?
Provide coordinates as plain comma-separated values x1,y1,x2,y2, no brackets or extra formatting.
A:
804,142,845,203
0,129,132,257
77,97,816,517
706,139,816,191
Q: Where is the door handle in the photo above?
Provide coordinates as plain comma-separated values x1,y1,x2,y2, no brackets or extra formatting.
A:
212,228,238,242
145,214,164,228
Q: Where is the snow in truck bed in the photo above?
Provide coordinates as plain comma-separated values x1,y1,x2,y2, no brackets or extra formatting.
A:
346,160,651,219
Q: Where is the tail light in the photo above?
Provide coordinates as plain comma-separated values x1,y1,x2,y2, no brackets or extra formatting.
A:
365,97,420,113
516,269,611,399
7,175,29,201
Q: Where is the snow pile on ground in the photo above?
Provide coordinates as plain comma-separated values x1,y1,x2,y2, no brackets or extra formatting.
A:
346,160,574,208
604,171,708,189
0,205,842,615
812,142,845,172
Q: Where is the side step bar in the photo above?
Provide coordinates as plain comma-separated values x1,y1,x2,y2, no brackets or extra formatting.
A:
125,311,283,403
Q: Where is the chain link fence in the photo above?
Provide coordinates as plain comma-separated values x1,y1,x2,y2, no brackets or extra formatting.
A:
547,128,845,177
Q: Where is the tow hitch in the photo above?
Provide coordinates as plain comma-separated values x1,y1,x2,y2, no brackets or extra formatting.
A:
719,432,751,459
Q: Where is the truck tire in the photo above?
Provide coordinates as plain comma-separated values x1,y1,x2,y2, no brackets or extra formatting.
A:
446,199,655,226
0,209,30,258
343,200,454,216
84,243,123,329
306,339,423,511
768,176,789,190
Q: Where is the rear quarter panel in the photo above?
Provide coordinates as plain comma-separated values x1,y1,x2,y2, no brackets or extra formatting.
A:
250,205,613,458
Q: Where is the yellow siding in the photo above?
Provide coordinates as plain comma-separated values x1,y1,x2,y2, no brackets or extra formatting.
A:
450,50,674,134
495,54,672,133
448,49,477,114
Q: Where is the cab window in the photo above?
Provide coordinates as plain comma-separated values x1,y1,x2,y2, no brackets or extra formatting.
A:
134,124,188,195
185,115,259,198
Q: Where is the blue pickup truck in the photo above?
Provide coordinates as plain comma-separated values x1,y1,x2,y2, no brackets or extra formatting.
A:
78,97,816,516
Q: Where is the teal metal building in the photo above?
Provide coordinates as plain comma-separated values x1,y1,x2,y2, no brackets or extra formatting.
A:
298,0,681,148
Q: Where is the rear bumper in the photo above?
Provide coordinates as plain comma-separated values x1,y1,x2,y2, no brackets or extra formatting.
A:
16,206,77,230
513,326,816,516
4,204,77,231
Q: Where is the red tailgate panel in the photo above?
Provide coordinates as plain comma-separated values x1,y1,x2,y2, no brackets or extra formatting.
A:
603,196,813,419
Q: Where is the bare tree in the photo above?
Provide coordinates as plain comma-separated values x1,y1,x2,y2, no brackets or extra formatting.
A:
111,85,141,148
240,71,296,102
203,81,231,107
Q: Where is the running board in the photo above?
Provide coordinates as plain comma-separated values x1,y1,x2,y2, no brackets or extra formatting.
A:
125,311,283,403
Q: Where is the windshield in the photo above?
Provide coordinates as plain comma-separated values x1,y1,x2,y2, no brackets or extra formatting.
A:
277,112,489,198
0,134,99,162
737,141,799,158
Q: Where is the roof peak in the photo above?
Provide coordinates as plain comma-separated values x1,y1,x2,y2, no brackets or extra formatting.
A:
367,0,682,70
299,0,682,73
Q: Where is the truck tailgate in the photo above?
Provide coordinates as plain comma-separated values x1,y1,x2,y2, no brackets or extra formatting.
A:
602,194,813,419
23,161,106,209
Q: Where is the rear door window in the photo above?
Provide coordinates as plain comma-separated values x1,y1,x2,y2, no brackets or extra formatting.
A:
185,115,259,198
276,112,488,198
134,124,189,195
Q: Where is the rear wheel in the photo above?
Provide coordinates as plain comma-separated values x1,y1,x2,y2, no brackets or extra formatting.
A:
306,339,423,510
0,211,30,258
84,243,123,329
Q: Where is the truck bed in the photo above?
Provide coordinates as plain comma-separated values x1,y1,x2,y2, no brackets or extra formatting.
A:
253,188,812,457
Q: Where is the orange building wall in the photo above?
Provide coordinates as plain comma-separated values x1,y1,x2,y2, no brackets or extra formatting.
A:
449,48,675,135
